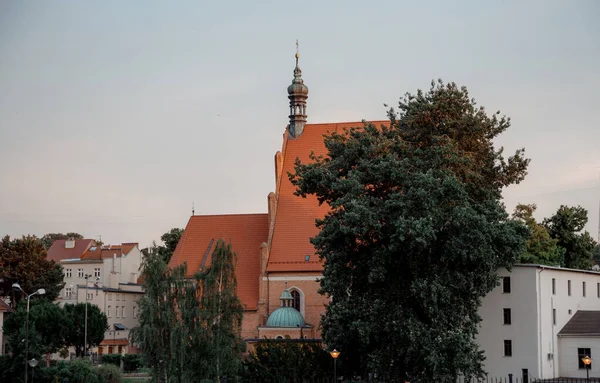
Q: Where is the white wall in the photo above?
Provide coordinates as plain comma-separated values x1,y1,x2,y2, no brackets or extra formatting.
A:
477,266,541,379
539,268,600,378
559,337,600,379
60,261,104,305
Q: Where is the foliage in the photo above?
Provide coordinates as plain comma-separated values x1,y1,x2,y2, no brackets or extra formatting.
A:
593,245,600,264
290,80,529,382
131,239,243,382
122,353,143,372
101,353,122,367
157,228,184,263
512,204,565,266
63,302,109,357
40,232,84,250
96,363,122,383
0,235,65,306
242,338,330,382
3,299,69,363
544,205,597,269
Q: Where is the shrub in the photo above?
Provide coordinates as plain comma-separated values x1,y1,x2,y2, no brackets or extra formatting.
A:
97,363,122,383
101,353,122,367
121,353,142,372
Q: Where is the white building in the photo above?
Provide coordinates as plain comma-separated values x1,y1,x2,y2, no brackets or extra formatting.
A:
0,298,13,355
47,238,144,354
478,264,600,380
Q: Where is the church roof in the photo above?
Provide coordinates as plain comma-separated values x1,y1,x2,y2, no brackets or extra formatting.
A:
168,213,268,311
267,121,389,272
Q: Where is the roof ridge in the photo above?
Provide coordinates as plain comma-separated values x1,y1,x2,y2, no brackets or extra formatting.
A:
190,213,267,218
305,120,389,127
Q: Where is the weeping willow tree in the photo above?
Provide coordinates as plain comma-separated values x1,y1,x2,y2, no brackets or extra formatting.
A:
131,239,243,382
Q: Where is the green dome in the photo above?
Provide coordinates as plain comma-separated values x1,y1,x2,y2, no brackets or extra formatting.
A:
266,307,305,328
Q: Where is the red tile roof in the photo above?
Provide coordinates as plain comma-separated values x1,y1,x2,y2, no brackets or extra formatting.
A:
267,121,388,272
100,338,129,346
0,298,13,312
81,243,139,260
168,214,269,311
47,239,96,262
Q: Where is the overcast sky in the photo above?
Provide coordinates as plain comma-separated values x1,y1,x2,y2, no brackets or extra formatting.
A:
0,0,598,247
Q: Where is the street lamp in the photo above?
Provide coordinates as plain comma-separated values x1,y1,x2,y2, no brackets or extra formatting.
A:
12,283,45,383
330,349,340,382
582,355,592,382
29,358,38,382
84,274,92,358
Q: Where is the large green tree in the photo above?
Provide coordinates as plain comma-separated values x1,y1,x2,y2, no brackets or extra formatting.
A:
0,235,65,306
3,299,68,367
131,240,243,382
512,204,564,266
63,303,109,357
543,205,596,269
290,80,529,382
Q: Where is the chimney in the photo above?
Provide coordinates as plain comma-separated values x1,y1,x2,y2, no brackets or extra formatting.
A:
65,238,75,249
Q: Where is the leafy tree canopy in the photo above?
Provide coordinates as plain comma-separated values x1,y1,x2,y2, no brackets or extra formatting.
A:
290,80,529,382
131,239,243,382
3,299,69,363
40,232,84,250
512,204,564,266
63,302,109,357
543,205,596,269
0,235,65,306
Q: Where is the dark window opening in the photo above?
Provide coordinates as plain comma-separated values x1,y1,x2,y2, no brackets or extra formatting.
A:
502,277,511,293
578,348,591,369
503,308,511,325
553,309,556,325
583,281,586,297
504,340,512,357
568,280,572,296
552,278,556,295
291,289,301,312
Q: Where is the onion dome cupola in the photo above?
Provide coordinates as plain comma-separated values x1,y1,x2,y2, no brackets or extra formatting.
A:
287,40,309,139
266,289,305,328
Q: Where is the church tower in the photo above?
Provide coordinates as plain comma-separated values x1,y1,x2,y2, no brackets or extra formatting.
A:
287,41,309,138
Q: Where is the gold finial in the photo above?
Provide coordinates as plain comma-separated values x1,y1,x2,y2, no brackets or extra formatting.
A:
295,39,299,60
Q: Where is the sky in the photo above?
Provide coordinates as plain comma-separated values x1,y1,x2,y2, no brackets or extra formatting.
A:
0,0,599,248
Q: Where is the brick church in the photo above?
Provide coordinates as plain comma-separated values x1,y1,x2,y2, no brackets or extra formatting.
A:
168,50,386,342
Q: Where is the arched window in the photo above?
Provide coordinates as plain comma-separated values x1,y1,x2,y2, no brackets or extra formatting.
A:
291,289,301,312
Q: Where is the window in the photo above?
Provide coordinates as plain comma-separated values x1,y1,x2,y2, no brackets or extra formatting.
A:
87,293,93,300
583,281,586,297
116,293,120,301
552,278,556,295
108,293,112,301
553,309,556,325
66,269,72,278
291,290,301,312
597,283,599,298
578,348,591,369
569,309,572,315
65,288,73,298
118,346,123,354
107,306,111,317
78,269,84,278
133,306,137,318
122,306,126,318
503,308,511,325
116,306,120,318
108,346,113,354
502,277,511,293
504,340,512,357
568,280,572,296
94,268,100,278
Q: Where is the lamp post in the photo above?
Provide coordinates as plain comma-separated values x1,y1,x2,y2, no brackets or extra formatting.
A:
84,274,92,358
11,283,45,383
330,349,340,382
582,355,592,382
29,358,38,382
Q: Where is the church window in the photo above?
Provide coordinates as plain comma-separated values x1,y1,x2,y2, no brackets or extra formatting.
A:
291,290,301,312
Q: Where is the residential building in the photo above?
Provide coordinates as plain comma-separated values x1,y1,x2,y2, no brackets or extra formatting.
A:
0,298,13,355
479,264,600,380
48,238,144,354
